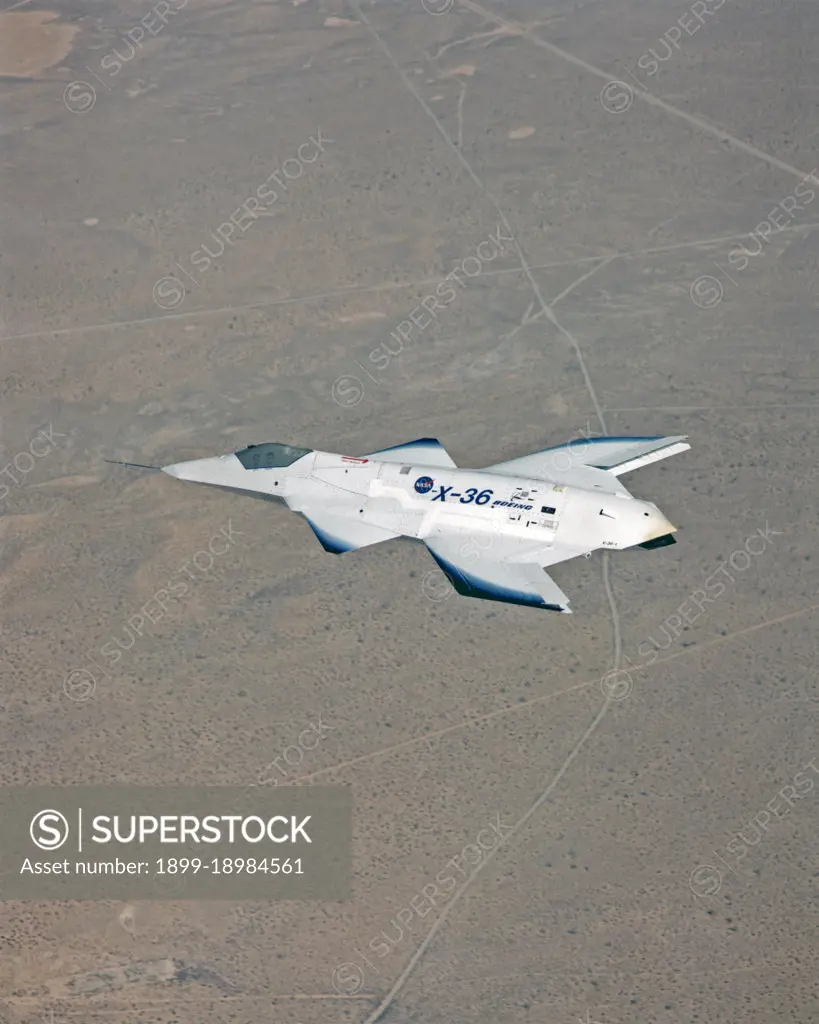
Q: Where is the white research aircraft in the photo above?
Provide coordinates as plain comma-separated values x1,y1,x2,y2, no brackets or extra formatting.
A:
108,434,689,614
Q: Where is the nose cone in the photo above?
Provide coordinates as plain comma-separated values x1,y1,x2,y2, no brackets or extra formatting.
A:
163,460,196,480
159,453,286,503
162,456,233,483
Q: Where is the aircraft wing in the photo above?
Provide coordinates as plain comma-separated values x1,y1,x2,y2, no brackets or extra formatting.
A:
301,507,399,554
364,437,457,468
424,532,582,613
484,436,690,482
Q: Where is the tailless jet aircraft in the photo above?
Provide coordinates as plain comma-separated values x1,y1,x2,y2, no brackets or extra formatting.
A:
109,434,689,613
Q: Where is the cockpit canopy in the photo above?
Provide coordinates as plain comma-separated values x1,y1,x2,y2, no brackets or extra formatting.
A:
235,442,313,470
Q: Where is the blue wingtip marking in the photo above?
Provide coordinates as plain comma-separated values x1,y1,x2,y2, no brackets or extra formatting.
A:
428,550,549,609
536,436,663,453
306,518,353,554
370,437,443,453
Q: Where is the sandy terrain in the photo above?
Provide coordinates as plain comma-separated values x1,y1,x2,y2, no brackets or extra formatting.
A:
1,1,817,1023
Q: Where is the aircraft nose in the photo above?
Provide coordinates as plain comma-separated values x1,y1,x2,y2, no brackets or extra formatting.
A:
162,457,226,481
162,460,192,480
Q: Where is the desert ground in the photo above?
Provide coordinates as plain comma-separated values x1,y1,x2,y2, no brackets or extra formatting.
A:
1,0,818,1022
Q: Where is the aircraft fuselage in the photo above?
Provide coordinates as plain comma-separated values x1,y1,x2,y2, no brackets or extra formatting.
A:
163,450,675,555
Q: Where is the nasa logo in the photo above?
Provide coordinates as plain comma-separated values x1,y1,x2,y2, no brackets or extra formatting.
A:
414,476,434,494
